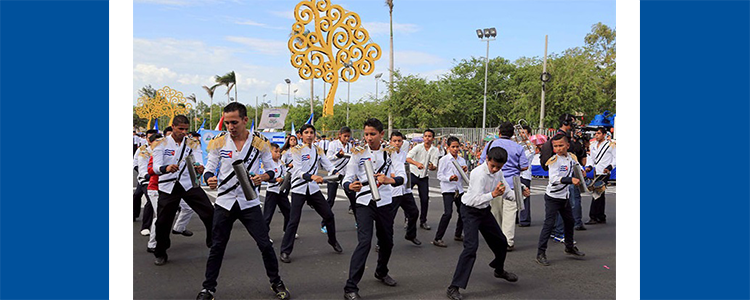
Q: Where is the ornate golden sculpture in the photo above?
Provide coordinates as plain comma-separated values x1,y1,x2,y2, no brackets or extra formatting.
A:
135,86,192,129
288,0,381,117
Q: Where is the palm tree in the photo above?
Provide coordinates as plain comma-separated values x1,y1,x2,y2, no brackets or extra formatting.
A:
386,0,394,135
213,71,237,103
202,85,216,129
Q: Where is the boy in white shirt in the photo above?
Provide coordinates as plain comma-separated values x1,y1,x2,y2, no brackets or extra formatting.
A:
432,136,466,248
446,147,527,300
536,135,586,266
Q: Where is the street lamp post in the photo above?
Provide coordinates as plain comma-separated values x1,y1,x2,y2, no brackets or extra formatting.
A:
284,78,291,107
476,27,496,133
374,73,382,102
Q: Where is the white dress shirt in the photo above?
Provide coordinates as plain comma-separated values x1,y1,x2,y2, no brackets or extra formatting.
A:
326,139,353,176
437,154,467,194
407,143,440,178
546,154,576,199
289,144,335,195
343,144,406,207
152,135,204,193
462,162,515,209
391,141,413,197
587,140,616,175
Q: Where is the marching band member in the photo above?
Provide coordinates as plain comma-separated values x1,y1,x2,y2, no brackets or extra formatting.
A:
432,136,466,248
134,129,156,229
406,129,439,230
446,147,524,300
518,125,535,228
263,143,291,235
325,127,356,228
197,103,290,300
279,123,343,263
478,122,529,251
389,131,421,246
536,135,586,266
151,115,214,266
144,133,162,252
584,127,616,225
342,118,406,300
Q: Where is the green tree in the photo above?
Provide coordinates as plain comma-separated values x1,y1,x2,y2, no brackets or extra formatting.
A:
213,71,236,103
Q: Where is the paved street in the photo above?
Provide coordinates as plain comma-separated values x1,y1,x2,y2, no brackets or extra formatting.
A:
134,175,616,299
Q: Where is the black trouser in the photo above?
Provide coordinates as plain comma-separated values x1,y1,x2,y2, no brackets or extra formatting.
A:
435,192,463,241
538,194,575,254
588,175,610,222
410,174,430,224
281,190,338,255
203,202,280,292
141,198,154,230
391,193,419,240
324,182,357,227
133,183,149,219
518,178,532,226
450,204,508,289
154,183,214,258
263,191,291,232
345,202,394,293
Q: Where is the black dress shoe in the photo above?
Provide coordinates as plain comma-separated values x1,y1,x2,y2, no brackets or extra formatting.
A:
431,240,447,248
574,225,587,231
598,219,607,224
420,223,431,230
518,224,530,227
331,242,343,253
406,237,422,245
147,247,155,253
375,273,397,286
344,291,361,300
446,286,463,300
172,229,194,236
584,220,599,225
506,245,515,252
279,253,291,263
564,246,586,257
154,256,168,266
196,289,215,300
494,270,518,282
454,235,463,241
536,253,550,266
271,281,291,300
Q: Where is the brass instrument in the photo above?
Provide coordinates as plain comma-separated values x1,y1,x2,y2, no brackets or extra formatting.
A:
364,159,381,202
511,119,536,153
232,160,258,200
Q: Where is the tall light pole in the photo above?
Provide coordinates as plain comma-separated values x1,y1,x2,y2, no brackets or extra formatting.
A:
476,27,496,133
284,78,291,107
374,73,382,102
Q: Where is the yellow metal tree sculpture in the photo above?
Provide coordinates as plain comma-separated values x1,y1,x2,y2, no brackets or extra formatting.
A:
135,86,192,129
288,0,381,117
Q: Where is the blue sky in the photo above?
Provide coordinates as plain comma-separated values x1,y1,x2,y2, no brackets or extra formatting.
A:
134,0,615,108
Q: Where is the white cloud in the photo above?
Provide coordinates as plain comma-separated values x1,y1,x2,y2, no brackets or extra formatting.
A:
362,22,420,36
135,0,238,6
269,10,295,21
225,36,288,56
234,19,285,30
133,64,177,82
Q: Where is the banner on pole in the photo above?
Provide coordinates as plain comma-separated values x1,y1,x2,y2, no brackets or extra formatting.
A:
258,108,289,130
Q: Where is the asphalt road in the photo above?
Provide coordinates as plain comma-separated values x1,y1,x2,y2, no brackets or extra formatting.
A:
133,174,616,300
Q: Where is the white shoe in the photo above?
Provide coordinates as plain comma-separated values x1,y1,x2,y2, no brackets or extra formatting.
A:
140,229,150,236
295,234,299,239
269,238,274,244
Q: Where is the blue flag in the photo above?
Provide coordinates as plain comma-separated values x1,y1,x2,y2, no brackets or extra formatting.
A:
250,119,255,133
154,119,159,131
291,122,295,136
305,112,314,125
198,119,205,131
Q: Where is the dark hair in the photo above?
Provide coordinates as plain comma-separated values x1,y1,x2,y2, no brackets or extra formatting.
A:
487,147,508,164
551,134,569,143
321,135,327,138
559,113,574,127
498,122,515,137
339,126,351,134
173,115,189,126
146,129,158,135
148,133,163,143
191,132,201,138
363,118,384,132
390,131,404,139
164,126,173,133
522,125,532,134
597,127,608,135
424,129,435,137
281,135,297,152
300,123,316,133
269,142,280,150
447,136,460,146
223,102,247,118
